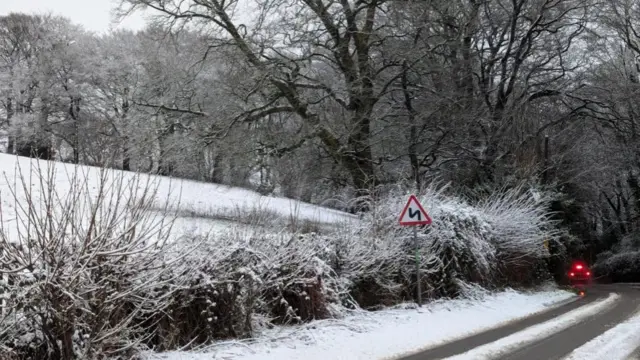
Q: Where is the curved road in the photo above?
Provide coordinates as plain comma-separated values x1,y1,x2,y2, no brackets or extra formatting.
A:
400,284,640,360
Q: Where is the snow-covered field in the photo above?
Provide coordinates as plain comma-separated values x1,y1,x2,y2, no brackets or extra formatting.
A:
0,154,357,241
144,288,575,360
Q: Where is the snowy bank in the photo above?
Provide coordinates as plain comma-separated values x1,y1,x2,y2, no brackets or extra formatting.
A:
144,288,574,360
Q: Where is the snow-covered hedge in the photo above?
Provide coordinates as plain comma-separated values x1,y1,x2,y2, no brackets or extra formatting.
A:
137,184,559,350
593,250,640,282
0,164,559,359
593,233,640,282
353,185,558,298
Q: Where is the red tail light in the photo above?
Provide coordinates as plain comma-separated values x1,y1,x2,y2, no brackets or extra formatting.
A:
569,272,575,277
575,264,583,270
586,271,590,276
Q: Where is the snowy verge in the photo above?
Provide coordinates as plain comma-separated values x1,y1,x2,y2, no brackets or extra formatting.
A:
144,288,575,360
447,293,621,360
562,306,640,360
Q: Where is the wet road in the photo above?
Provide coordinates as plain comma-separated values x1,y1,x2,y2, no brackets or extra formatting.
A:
400,284,640,360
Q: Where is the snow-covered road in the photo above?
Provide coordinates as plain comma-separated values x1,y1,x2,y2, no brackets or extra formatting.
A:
563,303,640,360
407,283,640,360
445,293,620,360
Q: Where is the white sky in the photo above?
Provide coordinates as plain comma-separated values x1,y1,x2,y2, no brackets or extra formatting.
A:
0,0,149,34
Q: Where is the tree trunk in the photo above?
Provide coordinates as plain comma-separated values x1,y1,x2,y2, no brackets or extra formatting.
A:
211,151,224,183
157,136,174,176
68,97,81,164
157,146,168,175
38,100,52,159
122,136,131,171
345,106,377,211
6,97,14,154
121,89,131,171
402,61,421,191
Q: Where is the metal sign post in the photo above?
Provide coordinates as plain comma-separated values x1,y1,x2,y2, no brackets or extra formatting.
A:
399,195,432,306
414,226,421,306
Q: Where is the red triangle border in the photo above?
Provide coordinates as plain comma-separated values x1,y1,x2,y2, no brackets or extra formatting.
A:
399,194,432,226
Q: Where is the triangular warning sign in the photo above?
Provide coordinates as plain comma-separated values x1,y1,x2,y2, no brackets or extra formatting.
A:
399,195,432,226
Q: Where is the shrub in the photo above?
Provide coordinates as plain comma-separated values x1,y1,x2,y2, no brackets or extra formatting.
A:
593,251,640,282
344,184,557,302
0,159,187,360
141,230,339,350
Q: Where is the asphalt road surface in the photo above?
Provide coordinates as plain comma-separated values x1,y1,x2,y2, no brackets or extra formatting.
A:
400,284,640,360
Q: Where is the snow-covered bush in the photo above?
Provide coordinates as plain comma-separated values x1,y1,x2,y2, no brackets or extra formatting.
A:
591,231,640,283
252,233,336,323
593,251,640,282
344,184,558,301
477,187,558,260
143,229,340,349
144,235,261,347
476,187,559,285
0,160,188,360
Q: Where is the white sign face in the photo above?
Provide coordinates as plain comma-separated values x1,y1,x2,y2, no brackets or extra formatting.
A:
399,195,432,226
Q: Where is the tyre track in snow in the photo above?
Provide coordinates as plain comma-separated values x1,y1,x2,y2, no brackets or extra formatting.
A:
499,285,640,360
399,284,640,360
398,290,602,360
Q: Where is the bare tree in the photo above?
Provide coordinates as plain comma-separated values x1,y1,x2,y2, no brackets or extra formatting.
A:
465,0,589,185
116,0,427,198
0,14,48,155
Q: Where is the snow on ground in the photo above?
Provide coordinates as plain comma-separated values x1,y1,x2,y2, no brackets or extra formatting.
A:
144,288,575,360
158,174,355,225
563,307,640,360
0,154,357,241
447,293,621,360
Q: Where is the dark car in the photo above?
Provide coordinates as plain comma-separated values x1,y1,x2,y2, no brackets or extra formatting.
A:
568,260,592,295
